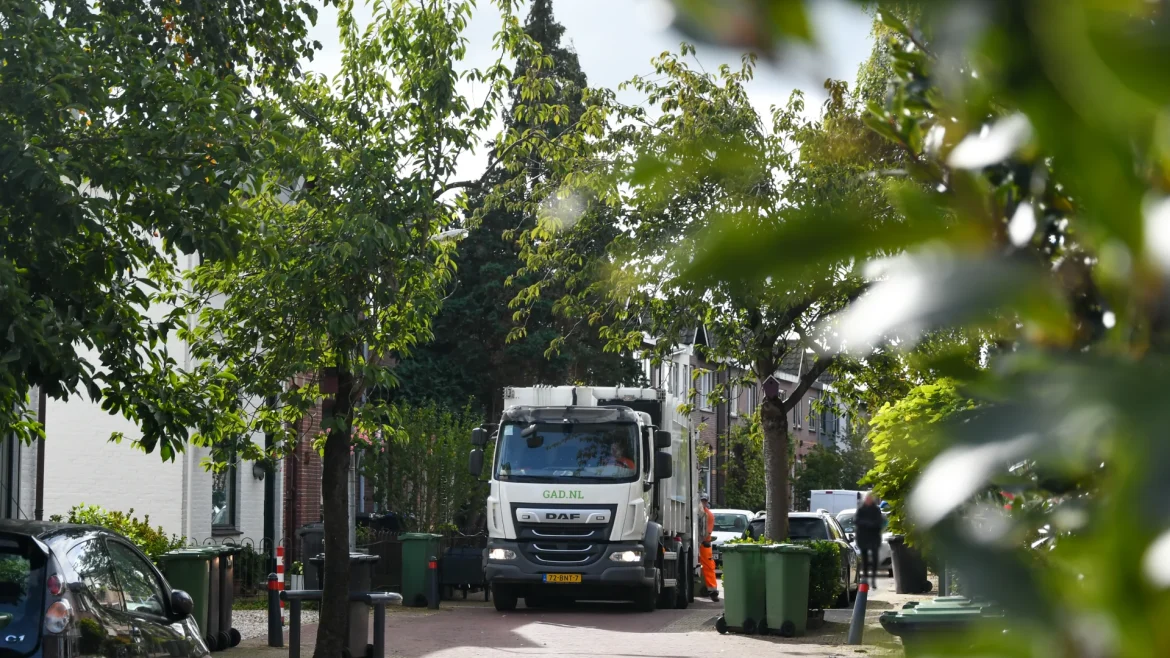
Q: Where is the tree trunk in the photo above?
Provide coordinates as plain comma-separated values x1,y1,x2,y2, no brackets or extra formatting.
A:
313,369,354,658
760,395,790,541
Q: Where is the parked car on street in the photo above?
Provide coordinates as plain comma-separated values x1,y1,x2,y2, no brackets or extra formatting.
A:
0,519,207,658
709,509,753,565
836,509,894,577
745,511,859,607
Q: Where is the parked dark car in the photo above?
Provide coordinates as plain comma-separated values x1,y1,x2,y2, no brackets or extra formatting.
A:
746,512,859,607
0,520,206,658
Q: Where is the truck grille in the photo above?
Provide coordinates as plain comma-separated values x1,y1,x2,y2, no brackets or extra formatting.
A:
511,504,617,567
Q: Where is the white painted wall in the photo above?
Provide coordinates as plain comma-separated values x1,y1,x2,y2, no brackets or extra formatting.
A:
44,393,188,534
40,245,283,546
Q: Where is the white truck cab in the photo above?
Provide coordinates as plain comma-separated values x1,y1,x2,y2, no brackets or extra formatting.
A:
469,386,698,612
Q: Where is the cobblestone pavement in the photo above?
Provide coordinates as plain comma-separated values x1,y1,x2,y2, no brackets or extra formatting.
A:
236,576,923,657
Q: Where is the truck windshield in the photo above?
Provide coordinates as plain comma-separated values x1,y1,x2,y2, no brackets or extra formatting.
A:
496,422,639,483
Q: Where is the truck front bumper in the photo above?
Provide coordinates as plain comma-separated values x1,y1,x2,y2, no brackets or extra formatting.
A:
484,539,655,593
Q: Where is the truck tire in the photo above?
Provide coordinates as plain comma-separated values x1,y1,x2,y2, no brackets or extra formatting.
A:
493,584,518,612
674,555,690,609
636,585,658,612
657,558,675,609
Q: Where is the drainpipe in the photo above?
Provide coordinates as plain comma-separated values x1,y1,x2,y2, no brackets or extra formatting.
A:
263,395,277,570
34,387,46,520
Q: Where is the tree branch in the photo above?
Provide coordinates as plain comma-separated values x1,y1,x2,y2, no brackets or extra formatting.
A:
781,354,836,414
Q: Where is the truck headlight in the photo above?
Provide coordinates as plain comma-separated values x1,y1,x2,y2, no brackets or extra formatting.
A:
488,548,516,561
609,550,642,563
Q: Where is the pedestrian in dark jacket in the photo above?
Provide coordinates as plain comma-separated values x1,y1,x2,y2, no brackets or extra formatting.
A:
855,494,884,587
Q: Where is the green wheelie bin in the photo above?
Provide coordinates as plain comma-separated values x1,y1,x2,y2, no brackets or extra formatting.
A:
209,545,242,649
762,544,814,637
715,544,767,634
400,533,441,607
879,596,1006,657
157,550,212,638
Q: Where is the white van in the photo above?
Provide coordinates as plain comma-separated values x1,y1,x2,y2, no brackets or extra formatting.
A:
809,490,867,516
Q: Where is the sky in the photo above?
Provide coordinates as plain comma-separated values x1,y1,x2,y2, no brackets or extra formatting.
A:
303,0,876,184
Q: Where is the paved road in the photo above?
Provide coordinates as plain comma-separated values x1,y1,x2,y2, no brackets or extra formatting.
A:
240,577,912,658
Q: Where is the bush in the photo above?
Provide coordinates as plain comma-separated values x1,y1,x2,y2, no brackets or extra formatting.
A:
805,540,842,611
50,504,185,560
863,379,973,541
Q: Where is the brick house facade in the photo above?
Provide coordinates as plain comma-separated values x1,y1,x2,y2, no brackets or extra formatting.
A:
641,328,848,510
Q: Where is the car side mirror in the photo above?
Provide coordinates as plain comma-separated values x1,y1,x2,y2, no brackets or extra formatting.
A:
170,590,194,618
469,448,485,477
653,430,671,449
654,451,672,480
471,428,487,447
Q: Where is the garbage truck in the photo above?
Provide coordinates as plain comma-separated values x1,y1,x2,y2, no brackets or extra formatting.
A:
469,385,699,612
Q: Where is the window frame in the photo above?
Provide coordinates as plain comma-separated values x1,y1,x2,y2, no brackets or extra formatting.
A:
68,538,125,612
105,538,169,620
212,459,239,532
698,371,713,411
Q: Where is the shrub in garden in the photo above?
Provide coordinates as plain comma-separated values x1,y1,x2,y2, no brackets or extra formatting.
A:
50,504,185,560
805,540,842,611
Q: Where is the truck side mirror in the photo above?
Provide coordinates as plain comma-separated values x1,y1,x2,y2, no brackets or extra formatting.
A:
654,451,672,480
653,430,671,449
469,448,484,477
471,428,487,447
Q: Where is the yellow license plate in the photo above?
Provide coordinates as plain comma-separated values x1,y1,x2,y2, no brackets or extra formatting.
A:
543,573,582,584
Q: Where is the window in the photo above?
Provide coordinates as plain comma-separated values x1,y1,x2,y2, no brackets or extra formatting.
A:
212,461,238,531
746,385,757,414
828,518,844,541
809,397,819,433
697,371,713,411
728,381,740,416
68,540,123,611
792,398,802,429
107,541,166,617
0,535,46,650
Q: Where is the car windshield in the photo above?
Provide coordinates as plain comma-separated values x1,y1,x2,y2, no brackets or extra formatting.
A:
0,535,46,652
713,513,750,533
837,512,856,533
788,517,830,540
496,422,639,483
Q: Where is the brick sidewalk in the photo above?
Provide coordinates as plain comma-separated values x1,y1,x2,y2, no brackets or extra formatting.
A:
236,576,922,657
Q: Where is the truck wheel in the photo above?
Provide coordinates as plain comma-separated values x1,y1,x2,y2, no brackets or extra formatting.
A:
656,560,675,609
493,585,518,612
636,580,658,612
674,553,690,610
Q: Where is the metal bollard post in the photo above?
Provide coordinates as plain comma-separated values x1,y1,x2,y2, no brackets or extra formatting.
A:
372,602,386,658
847,582,868,645
288,599,302,658
428,556,440,610
267,574,283,648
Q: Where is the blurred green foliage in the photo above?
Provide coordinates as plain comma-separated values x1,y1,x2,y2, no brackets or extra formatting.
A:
648,0,1170,655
